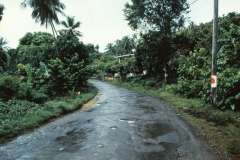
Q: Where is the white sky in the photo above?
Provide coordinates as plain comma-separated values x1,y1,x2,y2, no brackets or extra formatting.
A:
187,0,240,25
0,0,240,52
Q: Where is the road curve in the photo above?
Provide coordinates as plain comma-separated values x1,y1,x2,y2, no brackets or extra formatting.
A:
0,80,219,160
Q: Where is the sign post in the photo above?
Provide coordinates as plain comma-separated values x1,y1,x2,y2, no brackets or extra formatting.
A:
211,75,217,88
211,0,218,104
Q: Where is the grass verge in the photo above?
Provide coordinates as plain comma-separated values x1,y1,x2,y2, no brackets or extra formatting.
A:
0,83,98,144
112,81,240,160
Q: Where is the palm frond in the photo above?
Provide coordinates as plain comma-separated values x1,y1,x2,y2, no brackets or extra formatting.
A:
67,16,74,27
72,21,81,29
60,15,82,37
73,30,82,37
20,0,28,9
60,21,68,28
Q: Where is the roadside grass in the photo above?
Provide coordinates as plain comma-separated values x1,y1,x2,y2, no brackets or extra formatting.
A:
0,83,97,144
112,81,240,159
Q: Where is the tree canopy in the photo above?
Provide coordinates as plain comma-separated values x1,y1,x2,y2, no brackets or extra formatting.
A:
123,0,189,34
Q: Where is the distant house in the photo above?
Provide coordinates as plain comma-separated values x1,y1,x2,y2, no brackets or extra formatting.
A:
115,54,136,77
116,54,147,76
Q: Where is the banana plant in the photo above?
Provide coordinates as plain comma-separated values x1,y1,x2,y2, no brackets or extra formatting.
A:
17,62,51,87
24,64,34,86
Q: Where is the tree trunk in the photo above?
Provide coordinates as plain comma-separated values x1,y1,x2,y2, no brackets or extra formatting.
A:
52,21,58,38
163,45,169,84
50,19,59,56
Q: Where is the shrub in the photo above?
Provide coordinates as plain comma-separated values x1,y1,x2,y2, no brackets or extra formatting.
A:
14,83,49,103
14,83,32,100
0,74,20,101
31,90,48,104
172,46,240,110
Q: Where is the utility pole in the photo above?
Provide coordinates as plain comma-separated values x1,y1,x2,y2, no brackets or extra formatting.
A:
211,0,218,104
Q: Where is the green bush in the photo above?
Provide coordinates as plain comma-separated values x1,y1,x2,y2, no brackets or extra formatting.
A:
14,83,49,103
0,74,20,101
0,101,11,118
31,90,48,104
14,83,32,100
169,13,240,110
144,78,158,87
172,46,240,110
47,34,90,94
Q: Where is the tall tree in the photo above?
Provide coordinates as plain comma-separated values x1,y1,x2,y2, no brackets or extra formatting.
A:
123,0,189,83
60,16,82,38
121,36,135,55
20,0,66,56
124,0,189,33
105,36,136,56
0,37,8,72
105,43,115,54
0,4,4,22
114,40,123,56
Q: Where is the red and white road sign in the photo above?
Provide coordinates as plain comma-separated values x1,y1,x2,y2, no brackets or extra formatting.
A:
211,75,217,88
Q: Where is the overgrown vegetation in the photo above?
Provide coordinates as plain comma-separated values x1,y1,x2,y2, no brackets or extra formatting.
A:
0,30,99,143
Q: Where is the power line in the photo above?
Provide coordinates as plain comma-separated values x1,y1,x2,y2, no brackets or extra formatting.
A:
189,0,198,6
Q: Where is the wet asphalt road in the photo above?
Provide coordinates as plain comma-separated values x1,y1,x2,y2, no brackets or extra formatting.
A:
0,80,218,160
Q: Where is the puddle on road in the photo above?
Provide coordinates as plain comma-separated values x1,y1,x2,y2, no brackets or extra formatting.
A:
97,144,104,148
54,129,90,152
110,126,117,130
118,119,136,124
142,123,174,138
81,94,101,110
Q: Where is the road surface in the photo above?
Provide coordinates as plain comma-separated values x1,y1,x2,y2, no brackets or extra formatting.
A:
0,80,220,160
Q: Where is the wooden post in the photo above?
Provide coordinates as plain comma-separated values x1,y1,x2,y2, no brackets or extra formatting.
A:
211,0,218,104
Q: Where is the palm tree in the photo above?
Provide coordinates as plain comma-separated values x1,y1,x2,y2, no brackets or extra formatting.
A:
0,37,8,50
114,40,124,56
60,16,82,38
121,36,134,55
105,43,114,52
20,0,66,56
0,4,5,22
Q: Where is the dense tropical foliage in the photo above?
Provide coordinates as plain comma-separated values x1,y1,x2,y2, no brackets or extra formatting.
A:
0,0,94,102
167,12,240,110
0,1,101,144
0,31,95,102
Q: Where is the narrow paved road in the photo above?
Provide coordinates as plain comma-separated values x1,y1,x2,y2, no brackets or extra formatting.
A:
0,80,219,160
